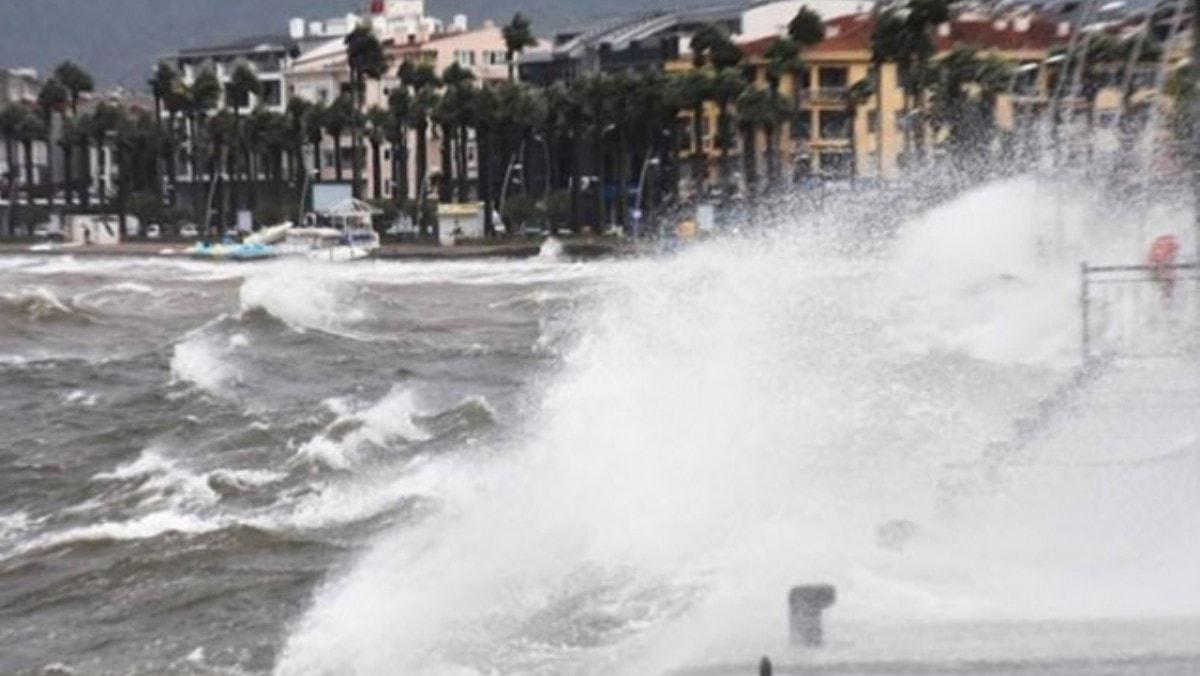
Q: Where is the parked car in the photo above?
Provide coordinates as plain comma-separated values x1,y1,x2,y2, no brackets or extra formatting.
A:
179,224,200,239
146,224,162,239
31,223,64,242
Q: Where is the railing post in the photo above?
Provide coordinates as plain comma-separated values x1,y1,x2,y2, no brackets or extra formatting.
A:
1080,261,1091,363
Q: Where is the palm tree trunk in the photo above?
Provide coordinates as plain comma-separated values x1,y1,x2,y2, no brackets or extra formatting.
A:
615,127,628,228
457,126,469,202
371,138,382,201
334,135,344,182
592,123,605,231
21,139,35,214
397,133,409,204
416,121,428,237
479,123,494,237
691,105,706,199
439,123,453,202
741,125,757,197
570,125,582,234
3,139,16,236
351,75,363,198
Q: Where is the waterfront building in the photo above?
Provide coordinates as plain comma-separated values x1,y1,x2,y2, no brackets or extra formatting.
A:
519,0,869,85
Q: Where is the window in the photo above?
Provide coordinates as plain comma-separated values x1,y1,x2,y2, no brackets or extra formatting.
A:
819,110,852,140
820,151,853,177
317,88,330,103
261,80,282,107
454,49,477,67
818,67,848,89
867,110,879,135
791,109,813,140
484,50,509,66
383,149,391,161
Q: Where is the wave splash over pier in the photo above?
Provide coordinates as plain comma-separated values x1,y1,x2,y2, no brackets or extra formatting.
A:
274,176,1200,675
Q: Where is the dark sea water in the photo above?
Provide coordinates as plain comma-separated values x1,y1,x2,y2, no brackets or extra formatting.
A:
1,186,1198,676
0,255,589,674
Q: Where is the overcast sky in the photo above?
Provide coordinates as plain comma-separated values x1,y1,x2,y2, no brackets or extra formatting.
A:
0,0,680,88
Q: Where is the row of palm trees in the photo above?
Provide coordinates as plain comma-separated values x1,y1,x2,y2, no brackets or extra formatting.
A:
6,4,1163,239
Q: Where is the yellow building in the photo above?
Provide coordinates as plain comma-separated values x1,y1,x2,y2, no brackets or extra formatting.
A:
674,12,1069,184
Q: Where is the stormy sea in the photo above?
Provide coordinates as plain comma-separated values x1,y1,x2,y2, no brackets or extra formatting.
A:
1,177,1198,675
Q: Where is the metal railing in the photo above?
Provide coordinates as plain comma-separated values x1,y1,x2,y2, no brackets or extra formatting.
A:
1080,261,1200,360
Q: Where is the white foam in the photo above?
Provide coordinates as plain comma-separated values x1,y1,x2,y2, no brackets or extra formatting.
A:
62,389,98,407
294,386,431,470
170,336,241,396
278,175,1200,675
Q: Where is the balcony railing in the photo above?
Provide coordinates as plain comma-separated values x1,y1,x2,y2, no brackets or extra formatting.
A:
798,87,849,103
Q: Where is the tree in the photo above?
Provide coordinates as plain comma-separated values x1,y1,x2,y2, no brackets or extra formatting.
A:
763,38,802,187
322,94,354,182
187,68,223,220
226,61,262,211
149,64,180,202
842,79,874,179
788,6,825,47
16,106,46,216
736,86,789,196
346,24,389,198
367,106,389,201
54,61,95,116
36,78,69,211
0,105,25,235
438,63,476,202
502,12,537,81
54,61,95,206
87,102,123,218
676,70,712,198
386,88,411,206
710,68,746,201
870,0,951,163
409,83,440,237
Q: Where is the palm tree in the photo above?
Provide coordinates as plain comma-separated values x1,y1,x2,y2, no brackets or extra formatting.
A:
226,61,262,211
205,110,238,235
385,88,411,206
54,61,95,205
0,105,25,235
36,79,69,211
322,94,354,182
366,106,388,201
676,70,712,199
502,12,537,82
441,63,476,203
842,79,874,180
187,68,223,219
710,68,746,201
149,64,180,202
162,76,191,208
764,37,801,188
87,102,122,217
578,74,613,229
410,83,440,237
871,0,950,164
54,61,94,117
16,107,46,217
472,85,498,236
736,87,789,197
346,24,389,198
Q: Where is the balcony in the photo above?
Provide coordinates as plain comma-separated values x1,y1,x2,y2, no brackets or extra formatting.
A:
797,87,849,104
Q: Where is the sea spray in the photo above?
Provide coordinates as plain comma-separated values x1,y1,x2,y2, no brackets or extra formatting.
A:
277,177,1200,675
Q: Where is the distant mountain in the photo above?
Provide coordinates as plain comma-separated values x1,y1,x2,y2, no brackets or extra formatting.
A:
0,0,683,88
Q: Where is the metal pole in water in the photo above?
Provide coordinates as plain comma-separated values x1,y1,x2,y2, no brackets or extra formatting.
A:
758,656,772,676
789,585,836,647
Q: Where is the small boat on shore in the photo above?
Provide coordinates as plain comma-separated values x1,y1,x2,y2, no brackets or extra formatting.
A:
189,241,278,262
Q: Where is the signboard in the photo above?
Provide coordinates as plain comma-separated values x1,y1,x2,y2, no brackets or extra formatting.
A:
312,183,354,214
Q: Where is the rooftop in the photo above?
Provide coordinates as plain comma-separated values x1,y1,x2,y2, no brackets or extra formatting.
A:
176,34,298,59
740,12,1069,57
